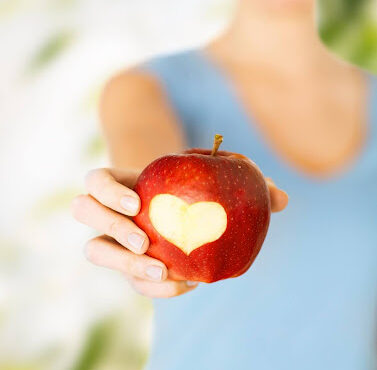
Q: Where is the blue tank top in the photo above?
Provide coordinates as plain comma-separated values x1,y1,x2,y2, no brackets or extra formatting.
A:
142,50,377,370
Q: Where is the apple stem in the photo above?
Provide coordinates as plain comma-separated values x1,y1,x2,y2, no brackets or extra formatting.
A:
211,134,223,156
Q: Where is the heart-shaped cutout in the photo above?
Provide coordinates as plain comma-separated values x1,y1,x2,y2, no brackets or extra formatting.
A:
149,194,227,255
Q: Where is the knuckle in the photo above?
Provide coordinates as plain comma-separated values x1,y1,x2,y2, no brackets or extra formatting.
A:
107,219,122,236
100,180,115,202
120,252,135,275
96,172,113,196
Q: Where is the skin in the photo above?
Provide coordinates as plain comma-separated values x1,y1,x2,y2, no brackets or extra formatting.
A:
72,0,366,297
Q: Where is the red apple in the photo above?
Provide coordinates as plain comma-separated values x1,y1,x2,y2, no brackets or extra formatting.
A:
134,135,271,283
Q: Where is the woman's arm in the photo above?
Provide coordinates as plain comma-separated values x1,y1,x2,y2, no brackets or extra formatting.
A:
100,69,185,169
72,69,202,298
72,69,288,299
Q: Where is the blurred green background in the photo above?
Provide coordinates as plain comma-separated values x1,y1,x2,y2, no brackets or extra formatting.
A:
318,0,377,72
0,0,376,370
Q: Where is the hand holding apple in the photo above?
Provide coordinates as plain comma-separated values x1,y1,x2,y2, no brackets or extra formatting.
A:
72,140,287,297
134,135,277,283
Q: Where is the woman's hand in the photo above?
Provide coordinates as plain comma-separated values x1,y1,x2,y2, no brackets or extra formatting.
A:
72,168,288,299
72,168,197,298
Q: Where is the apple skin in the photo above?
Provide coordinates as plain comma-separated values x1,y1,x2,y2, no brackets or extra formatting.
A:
134,149,271,283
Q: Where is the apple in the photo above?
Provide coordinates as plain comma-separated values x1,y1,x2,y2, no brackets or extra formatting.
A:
134,134,271,283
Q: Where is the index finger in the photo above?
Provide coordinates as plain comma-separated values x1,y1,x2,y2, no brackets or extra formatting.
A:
85,168,141,216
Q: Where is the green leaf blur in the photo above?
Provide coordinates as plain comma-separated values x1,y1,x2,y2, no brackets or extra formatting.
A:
318,0,377,73
28,31,75,74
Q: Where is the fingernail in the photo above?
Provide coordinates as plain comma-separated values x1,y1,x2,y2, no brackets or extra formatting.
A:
186,281,198,287
146,266,163,281
120,196,139,214
127,233,146,252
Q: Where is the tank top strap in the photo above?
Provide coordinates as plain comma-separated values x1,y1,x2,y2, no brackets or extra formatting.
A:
140,49,255,150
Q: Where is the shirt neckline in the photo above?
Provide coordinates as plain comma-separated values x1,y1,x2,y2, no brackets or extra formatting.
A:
194,48,376,186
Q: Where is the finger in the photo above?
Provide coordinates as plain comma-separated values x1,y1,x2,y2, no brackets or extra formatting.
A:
85,168,141,216
85,236,167,282
129,277,199,298
72,194,149,254
265,178,289,213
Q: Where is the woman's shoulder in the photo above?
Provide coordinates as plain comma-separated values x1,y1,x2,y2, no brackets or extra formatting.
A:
100,53,196,134
101,69,165,115
102,49,201,106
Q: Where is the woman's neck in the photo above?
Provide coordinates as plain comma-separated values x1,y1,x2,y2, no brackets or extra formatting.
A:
209,1,342,76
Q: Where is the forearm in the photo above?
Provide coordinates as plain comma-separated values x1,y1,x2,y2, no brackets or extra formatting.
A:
102,123,184,170
99,70,185,170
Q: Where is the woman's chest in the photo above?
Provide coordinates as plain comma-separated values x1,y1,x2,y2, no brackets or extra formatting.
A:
227,70,368,176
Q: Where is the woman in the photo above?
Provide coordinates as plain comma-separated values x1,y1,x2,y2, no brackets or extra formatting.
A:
72,0,377,369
